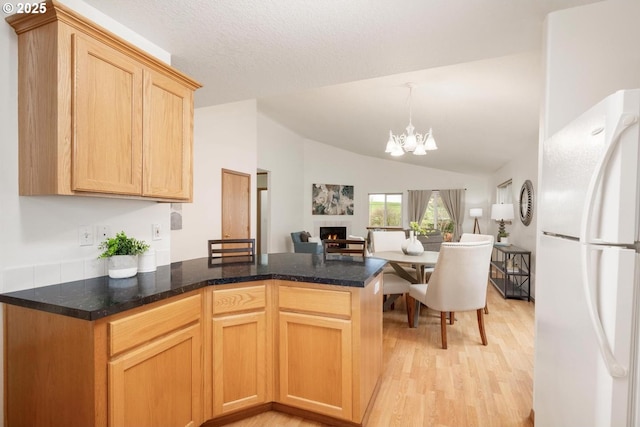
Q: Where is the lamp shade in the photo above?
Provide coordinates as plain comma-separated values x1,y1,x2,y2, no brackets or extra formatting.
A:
469,208,483,218
491,203,514,221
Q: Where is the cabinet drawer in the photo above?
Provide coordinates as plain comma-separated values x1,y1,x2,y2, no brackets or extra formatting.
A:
212,285,266,315
279,286,351,317
109,294,201,356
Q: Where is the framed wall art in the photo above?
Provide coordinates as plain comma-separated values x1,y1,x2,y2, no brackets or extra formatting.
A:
312,184,354,215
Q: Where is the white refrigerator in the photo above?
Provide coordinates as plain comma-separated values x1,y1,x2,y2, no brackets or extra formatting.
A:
535,89,640,426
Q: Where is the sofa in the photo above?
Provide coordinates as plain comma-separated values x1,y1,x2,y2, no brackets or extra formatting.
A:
291,231,323,254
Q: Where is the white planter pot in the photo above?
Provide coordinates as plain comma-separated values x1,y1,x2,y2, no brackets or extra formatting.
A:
108,255,138,279
138,249,156,273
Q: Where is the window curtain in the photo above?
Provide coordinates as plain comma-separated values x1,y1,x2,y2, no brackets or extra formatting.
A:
440,189,464,241
407,190,432,225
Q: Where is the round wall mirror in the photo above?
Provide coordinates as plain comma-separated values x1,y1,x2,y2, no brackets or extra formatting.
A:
519,180,534,226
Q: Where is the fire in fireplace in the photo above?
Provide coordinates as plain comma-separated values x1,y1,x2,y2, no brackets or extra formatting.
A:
319,227,347,248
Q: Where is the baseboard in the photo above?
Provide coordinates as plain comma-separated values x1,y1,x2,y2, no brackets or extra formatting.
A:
200,403,272,427
272,402,362,427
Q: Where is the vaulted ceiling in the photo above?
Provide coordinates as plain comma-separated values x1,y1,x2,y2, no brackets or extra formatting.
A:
83,0,602,174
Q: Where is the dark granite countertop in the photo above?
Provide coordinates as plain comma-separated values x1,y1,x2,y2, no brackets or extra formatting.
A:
0,253,386,321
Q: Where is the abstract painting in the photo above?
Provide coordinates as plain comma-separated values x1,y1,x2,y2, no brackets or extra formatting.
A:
312,184,354,215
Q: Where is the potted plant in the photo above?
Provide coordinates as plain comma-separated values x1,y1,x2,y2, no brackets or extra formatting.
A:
498,230,509,244
99,231,150,279
440,220,455,242
409,221,428,236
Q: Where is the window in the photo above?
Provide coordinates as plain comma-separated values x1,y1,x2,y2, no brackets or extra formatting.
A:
497,179,513,204
418,191,453,239
368,193,402,227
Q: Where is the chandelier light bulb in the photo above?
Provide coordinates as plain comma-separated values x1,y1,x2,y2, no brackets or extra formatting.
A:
425,128,438,151
385,131,395,153
391,143,405,156
413,142,427,155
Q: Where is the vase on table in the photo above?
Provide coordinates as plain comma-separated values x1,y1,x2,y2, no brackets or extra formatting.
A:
402,231,425,256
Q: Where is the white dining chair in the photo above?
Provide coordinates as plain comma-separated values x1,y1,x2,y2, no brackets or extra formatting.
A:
370,230,417,274
382,272,411,313
370,230,414,310
370,230,407,253
407,241,493,349
459,233,494,244
460,233,494,313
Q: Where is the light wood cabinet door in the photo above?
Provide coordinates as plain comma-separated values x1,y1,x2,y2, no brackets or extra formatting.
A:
212,311,267,415
108,324,202,427
8,5,200,201
73,33,143,195
143,70,193,200
278,311,353,420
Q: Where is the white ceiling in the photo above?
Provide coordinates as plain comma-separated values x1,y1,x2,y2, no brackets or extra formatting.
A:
83,0,601,174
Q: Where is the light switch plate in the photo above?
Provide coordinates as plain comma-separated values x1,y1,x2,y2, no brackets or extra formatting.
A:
152,223,161,240
97,225,110,240
79,225,94,246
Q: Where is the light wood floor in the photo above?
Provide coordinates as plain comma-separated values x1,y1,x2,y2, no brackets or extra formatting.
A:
225,283,535,427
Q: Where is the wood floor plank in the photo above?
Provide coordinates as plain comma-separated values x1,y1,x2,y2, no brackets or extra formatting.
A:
224,283,534,427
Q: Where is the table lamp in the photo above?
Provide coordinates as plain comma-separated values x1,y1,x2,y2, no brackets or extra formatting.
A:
469,208,483,234
491,203,514,242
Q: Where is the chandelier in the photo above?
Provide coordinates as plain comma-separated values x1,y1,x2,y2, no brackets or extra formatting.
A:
385,83,437,156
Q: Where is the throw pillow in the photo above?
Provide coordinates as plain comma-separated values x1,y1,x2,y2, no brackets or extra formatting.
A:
300,231,310,242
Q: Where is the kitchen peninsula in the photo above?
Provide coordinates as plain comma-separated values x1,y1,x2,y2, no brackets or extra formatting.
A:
0,253,386,427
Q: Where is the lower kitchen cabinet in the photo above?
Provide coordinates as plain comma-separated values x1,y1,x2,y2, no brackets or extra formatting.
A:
208,283,271,417
277,285,354,419
107,293,203,427
108,324,201,427
3,291,203,427
278,311,353,419
275,278,383,424
3,275,382,427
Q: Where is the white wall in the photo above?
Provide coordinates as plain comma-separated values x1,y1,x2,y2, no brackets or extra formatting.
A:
0,4,175,426
543,0,640,138
171,101,259,261
489,142,539,296
0,3,174,294
302,139,491,238
56,0,171,63
257,111,493,253
257,113,306,253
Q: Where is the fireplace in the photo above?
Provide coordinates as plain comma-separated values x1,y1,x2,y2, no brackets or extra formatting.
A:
319,226,347,248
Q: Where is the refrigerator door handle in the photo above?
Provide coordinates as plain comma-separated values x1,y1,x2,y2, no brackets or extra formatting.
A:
579,112,637,378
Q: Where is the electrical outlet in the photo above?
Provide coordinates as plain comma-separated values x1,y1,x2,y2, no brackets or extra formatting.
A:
79,225,94,246
152,223,161,240
97,225,110,240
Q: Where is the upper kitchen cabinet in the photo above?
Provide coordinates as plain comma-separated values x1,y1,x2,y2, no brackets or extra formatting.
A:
6,0,201,202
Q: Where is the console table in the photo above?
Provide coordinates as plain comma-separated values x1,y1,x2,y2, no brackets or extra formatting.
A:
489,244,531,301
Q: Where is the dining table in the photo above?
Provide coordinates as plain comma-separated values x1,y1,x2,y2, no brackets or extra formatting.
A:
372,250,439,284
372,250,440,313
